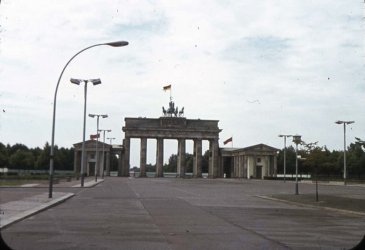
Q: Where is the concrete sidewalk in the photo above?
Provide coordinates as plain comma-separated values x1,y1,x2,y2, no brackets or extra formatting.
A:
0,179,104,229
0,192,74,229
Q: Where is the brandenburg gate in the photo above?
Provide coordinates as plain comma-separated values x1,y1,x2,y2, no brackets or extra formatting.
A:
120,100,222,178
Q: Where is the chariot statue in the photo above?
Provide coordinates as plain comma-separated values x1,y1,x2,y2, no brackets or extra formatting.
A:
161,84,184,117
162,100,184,117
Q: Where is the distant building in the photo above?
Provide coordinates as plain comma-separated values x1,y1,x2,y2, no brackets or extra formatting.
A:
73,140,123,177
220,144,278,179
73,99,278,179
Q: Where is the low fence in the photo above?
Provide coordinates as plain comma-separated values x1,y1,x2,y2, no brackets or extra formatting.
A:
276,174,311,179
0,168,74,177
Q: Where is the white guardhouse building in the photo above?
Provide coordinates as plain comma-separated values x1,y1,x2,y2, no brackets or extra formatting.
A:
220,144,279,179
73,140,123,177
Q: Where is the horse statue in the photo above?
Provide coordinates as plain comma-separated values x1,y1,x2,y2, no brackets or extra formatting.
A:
179,107,184,117
162,107,167,116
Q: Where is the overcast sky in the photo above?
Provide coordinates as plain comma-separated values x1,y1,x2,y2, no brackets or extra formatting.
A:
0,1,364,167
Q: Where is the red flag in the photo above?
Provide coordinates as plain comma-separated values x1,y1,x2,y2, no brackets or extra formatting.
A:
90,134,100,140
223,137,232,145
163,84,171,91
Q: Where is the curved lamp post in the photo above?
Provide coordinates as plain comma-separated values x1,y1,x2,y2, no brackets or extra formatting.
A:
49,41,128,198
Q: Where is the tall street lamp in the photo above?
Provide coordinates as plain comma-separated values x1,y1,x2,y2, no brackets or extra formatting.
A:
99,129,111,178
89,114,108,182
278,134,292,182
71,78,102,187
48,41,128,198
335,120,355,185
292,135,302,195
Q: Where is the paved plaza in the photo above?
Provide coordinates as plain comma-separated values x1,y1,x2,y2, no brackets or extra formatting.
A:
1,177,365,249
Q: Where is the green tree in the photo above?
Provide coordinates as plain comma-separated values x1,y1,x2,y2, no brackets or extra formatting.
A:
55,147,74,170
35,142,51,170
9,150,35,169
0,142,8,168
347,141,365,178
164,154,177,172
110,154,119,171
185,153,194,172
9,143,29,156
277,146,296,174
146,163,156,172
202,150,209,173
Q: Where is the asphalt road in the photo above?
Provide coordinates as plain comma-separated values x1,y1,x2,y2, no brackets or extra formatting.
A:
1,178,365,249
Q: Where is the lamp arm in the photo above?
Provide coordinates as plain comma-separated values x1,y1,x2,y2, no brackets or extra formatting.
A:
51,43,106,155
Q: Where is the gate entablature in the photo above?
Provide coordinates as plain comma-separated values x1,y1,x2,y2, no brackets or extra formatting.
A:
122,117,221,140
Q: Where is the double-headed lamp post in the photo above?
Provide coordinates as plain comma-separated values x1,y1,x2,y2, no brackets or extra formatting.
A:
89,114,108,182
98,129,111,178
278,134,292,182
335,120,355,185
292,135,302,195
107,137,116,145
48,41,128,198
71,78,101,187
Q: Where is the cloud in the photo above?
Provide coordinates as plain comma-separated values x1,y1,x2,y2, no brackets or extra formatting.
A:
0,0,364,167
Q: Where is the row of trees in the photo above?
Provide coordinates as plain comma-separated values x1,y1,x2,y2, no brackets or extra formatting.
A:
2,138,364,177
142,151,211,173
277,138,365,178
0,142,74,171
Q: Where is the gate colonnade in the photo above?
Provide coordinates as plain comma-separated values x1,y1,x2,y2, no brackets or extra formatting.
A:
121,117,222,178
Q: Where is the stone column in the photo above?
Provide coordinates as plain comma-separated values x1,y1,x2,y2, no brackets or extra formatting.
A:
155,138,164,177
273,155,278,177
265,156,269,177
239,155,244,178
123,137,130,177
106,151,111,176
140,138,147,177
177,139,186,178
247,156,250,179
234,156,239,178
193,139,202,178
208,140,213,178
243,155,247,178
209,139,220,178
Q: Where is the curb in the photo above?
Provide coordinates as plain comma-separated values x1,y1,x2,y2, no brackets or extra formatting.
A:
256,195,365,217
72,179,104,188
0,193,75,230
301,181,365,188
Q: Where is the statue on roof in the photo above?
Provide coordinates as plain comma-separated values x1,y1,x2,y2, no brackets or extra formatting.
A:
161,84,184,117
